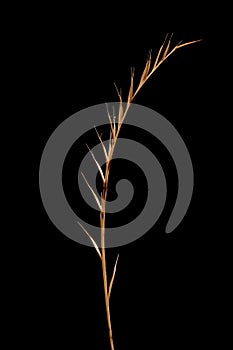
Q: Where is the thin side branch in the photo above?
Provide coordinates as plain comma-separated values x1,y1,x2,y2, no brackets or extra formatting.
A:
114,83,123,125
139,50,152,87
108,254,119,300
106,103,115,136
81,172,102,211
86,144,106,183
127,67,135,105
94,127,109,161
77,221,102,260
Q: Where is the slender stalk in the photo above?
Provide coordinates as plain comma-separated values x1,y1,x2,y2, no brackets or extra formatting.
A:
100,167,115,350
99,106,132,350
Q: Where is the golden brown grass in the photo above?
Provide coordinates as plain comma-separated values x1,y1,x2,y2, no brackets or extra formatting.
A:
78,33,201,350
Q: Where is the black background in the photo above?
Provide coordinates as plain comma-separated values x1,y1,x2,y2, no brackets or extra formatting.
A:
18,26,219,349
